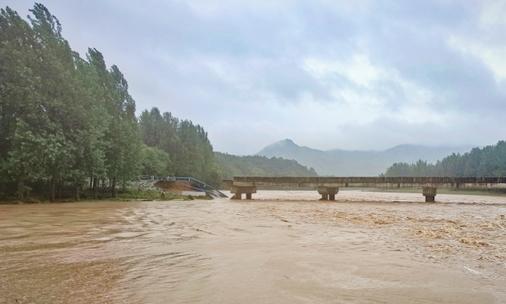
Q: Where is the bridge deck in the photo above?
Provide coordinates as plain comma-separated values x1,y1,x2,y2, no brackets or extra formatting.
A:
226,176,506,202
232,176,506,186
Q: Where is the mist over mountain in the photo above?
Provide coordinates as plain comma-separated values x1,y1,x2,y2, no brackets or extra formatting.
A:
257,139,472,176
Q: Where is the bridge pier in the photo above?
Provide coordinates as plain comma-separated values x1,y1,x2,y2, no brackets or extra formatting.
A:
422,186,437,202
317,186,339,201
231,183,256,200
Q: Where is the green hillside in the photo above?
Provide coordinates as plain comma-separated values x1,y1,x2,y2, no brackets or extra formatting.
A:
216,152,317,179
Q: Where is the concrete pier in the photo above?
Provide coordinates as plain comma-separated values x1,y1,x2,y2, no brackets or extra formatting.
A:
422,186,437,202
230,182,256,200
317,186,339,201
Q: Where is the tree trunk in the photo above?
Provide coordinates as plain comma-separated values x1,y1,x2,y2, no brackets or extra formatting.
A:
57,179,62,200
92,177,98,199
17,179,25,200
75,184,80,201
111,177,117,198
50,177,56,202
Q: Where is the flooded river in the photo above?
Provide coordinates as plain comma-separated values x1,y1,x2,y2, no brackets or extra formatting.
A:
1,190,505,303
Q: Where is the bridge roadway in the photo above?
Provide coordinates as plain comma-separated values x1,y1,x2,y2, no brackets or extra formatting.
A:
226,176,506,202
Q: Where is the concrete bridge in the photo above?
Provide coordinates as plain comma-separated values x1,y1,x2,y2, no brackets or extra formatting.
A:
224,176,506,202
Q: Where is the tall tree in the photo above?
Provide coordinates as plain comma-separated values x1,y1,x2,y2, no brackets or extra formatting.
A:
139,108,221,185
0,3,226,199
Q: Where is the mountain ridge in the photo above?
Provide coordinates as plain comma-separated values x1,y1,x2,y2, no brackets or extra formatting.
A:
257,139,473,176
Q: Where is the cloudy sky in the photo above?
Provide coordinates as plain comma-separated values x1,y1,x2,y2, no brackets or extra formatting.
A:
4,0,506,155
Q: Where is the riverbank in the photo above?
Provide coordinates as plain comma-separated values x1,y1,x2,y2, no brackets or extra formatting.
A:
0,189,205,205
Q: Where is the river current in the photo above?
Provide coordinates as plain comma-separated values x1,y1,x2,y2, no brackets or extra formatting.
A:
1,190,505,303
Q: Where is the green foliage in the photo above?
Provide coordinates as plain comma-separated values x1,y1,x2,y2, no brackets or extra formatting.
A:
139,108,221,186
215,152,318,179
140,145,172,176
0,3,320,200
385,141,506,177
0,3,140,200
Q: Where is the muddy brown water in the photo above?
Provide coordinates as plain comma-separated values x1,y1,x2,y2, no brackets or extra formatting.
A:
1,190,505,303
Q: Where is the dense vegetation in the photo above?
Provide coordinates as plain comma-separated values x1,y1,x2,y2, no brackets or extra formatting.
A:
385,141,506,177
0,4,219,200
138,108,219,183
0,4,139,200
0,4,319,201
215,152,317,179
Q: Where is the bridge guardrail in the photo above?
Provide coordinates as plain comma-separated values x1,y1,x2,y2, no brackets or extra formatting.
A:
139,176,227,198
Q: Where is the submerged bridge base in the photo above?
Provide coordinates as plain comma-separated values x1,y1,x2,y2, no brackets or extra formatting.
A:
317,186,339,201
422,186,437,202
230,183,257,200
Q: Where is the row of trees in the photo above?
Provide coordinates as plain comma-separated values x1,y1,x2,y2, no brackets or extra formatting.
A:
0,4,140,200
138,108,220,184
0,4,220,200
1,3,326,201
215,152,317,179
385,141,506,177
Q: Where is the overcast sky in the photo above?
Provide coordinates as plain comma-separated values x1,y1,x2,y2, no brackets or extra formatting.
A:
3,0,506,155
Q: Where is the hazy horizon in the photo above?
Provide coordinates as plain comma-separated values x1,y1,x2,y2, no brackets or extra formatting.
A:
219,137,475,156
4,0,506,154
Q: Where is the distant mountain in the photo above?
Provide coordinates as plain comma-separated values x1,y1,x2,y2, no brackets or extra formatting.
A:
215,152,318,179
257,139,472,176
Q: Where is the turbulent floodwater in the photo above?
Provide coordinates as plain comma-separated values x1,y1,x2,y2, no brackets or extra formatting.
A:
1,190,506,304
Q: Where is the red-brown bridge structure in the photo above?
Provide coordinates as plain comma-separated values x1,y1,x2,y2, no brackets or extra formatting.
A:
224,176,506,202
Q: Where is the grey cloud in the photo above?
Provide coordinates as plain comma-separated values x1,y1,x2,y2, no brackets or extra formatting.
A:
3,0,506,155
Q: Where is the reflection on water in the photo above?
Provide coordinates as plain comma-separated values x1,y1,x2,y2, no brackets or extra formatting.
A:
1,190,505,303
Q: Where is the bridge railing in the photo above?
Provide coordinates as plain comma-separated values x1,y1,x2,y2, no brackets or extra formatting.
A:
139,176,227,198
